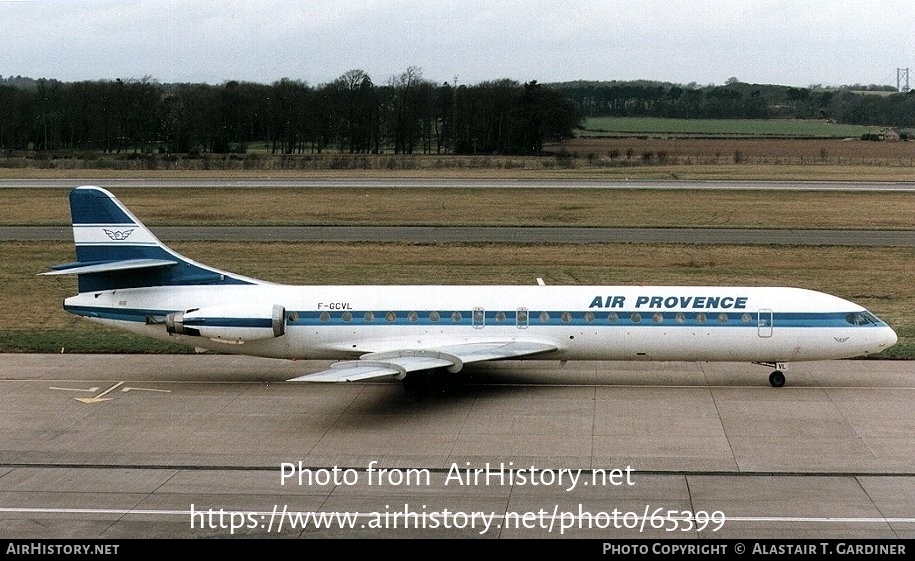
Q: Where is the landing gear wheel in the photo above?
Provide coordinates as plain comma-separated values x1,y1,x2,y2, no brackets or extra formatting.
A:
769,370,786,388
400,372,428,392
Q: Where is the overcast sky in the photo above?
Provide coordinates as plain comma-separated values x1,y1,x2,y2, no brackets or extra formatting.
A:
1,0,912,88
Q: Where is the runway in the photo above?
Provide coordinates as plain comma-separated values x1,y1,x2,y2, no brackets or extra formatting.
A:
5,176,911,246
0,354,912,538
4,226,913,246
1,177,914,191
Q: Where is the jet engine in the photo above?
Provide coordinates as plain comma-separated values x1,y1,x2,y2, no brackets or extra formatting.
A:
166,304,286,343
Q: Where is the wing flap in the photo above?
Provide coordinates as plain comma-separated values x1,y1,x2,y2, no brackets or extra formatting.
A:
289,340,557,383
288,355,455,382
437,341,558,363
291,364,400,382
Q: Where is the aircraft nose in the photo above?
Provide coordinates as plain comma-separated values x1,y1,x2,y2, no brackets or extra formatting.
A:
883,326,898,349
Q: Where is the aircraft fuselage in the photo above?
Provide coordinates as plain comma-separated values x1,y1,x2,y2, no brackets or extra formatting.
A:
65,283,897,363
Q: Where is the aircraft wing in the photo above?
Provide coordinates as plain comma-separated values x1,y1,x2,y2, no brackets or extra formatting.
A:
288,340,558,383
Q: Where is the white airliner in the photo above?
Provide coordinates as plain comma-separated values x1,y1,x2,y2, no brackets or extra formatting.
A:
44,186,897,388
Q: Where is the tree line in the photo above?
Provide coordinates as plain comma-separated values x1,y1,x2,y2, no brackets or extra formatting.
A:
552,80,915,127
2,72,912,156
0,69,579,155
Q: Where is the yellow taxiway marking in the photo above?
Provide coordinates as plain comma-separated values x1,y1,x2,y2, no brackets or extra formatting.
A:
50,382,172,404
49,386,101,393
74,381,125,404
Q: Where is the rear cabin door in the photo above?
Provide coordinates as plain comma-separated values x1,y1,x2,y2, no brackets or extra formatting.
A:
758,309,773,338
472,307,485,329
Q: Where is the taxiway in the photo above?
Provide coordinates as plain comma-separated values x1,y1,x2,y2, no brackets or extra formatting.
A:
0,354,912,538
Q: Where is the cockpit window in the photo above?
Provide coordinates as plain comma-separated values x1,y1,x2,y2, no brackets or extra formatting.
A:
846,312,879,326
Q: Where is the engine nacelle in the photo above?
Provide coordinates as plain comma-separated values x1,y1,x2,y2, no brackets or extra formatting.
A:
166,304,286,343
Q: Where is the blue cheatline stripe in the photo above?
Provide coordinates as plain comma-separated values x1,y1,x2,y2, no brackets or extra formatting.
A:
64,306,886,330
182,318,274,329
65,306,170,323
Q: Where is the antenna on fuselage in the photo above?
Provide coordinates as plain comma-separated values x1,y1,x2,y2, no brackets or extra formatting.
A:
536,278,546,286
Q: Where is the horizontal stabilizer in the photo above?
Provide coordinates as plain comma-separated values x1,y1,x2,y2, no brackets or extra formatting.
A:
289,340,557,383
42,259,178,276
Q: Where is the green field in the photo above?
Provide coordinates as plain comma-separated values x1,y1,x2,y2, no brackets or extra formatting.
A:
578,117,879,138
3,187,913,230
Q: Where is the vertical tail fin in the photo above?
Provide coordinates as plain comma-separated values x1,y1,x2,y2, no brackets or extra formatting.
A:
43,186,261,292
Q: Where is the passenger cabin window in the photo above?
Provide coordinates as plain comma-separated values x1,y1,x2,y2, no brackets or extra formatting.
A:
386,311,396,322
718,313,728,324
495,311,506,323
430,311,440,322
584,312,595,323
607,312,619,323
741,313,752,324
631,312,641,323
342,311,352,322
652,312,663,323
539,311,551,323
407,311,418,322
319,311,330,322
363,312,374,322
696,313,707,324
674,312,685,324
561,312,572,323
451,311,462,323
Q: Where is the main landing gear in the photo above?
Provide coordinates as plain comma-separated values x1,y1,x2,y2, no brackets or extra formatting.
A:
400,370,451,393
755,362,788,387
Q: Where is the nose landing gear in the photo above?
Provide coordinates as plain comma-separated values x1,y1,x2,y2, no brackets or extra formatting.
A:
755,362,788,387
768,370,786,388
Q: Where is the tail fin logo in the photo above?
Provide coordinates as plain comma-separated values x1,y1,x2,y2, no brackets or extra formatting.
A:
103,228,135,241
